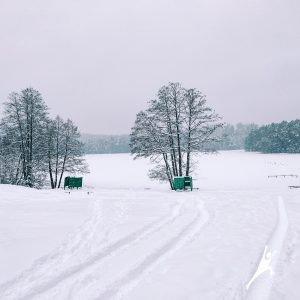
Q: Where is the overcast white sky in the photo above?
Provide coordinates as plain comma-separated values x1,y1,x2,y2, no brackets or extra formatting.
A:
0,0,299,134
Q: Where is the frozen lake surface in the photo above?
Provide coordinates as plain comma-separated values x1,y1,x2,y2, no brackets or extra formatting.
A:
0,151,300,299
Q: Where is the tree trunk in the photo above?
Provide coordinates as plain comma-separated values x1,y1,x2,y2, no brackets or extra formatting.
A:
185,149,191,176
54,121,60,188
174,96,183,177
58,154,67,189
14,153,22,184
24,99,32,187
48,160,55,188
170,152,177,176
28,99,34,187
163,153,173,190
14,102,27,182
185,94,193,177
185,118,192,176
163,96,178,177
58,132,69,188
176,124,182,176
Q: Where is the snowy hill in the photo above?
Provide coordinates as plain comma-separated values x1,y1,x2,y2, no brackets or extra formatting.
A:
0,151,300,299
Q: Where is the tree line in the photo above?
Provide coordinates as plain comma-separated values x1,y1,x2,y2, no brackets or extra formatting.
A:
0,87,88,188
81,124,257,154
210,123,258,150
130,82,222,189
245,120,300,153
81,134,130,154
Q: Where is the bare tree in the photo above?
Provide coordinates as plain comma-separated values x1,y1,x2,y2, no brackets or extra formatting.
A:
0,125,23,184
57,119,89,188
46,117,89,189
0,87,88,188
130,82,222,189
151,86,179,177
130,111,174,189
169,83,184,176
183,88,222,176
1,88,48,187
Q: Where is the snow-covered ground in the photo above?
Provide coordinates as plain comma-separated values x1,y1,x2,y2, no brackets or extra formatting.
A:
0,151,300,299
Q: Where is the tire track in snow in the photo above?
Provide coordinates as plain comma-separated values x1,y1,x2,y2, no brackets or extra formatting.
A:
0,199,185,300
91,200,209,300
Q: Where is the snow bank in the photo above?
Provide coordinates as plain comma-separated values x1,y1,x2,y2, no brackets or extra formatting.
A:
0,185,92,283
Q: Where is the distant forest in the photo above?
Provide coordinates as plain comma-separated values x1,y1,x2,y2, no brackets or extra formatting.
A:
245,120,300,153
81,134,130,154
82,123,257,154
82,121,300,154
210,123,258,151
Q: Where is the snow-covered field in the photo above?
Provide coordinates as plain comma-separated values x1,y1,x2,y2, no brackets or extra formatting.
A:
0,151,300,299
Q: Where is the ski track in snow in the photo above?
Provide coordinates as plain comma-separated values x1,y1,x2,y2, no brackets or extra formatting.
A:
0,193,209,300
93,201,209,300
2,152,300,299
245,196,289,300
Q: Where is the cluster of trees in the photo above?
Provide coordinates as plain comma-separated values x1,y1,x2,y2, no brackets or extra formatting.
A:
211,123,258,150
130,82,222,189
245,120,300,153
81,123,257,155
0,88,88,188
81,134,130,154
